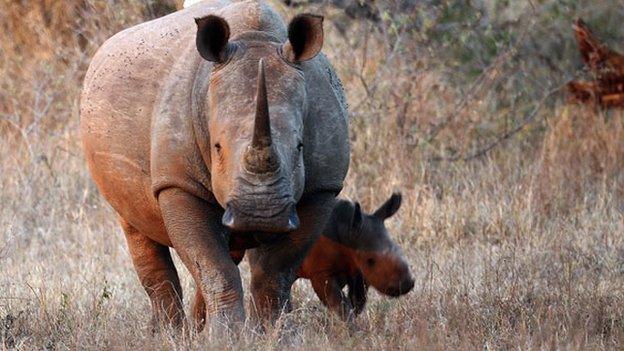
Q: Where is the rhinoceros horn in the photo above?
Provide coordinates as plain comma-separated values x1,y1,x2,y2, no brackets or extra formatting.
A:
252,59,271,148
245,59,279,174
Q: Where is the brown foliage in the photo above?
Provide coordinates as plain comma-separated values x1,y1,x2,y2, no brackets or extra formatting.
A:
567,18,624,108
0,0,177,139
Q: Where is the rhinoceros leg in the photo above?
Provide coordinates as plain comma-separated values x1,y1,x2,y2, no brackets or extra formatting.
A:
347,272,368,316
120,218,184,329
310,275,354,320
191,288,206,331
158,187,245,331
247,192,336,324
191,249,246,332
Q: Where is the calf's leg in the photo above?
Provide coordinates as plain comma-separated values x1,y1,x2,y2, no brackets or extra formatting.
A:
120,218,184,329
310,275,354,320
347,272,368,315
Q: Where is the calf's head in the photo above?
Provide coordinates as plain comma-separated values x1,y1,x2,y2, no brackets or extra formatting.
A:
194,14,324,233
333,193,414,297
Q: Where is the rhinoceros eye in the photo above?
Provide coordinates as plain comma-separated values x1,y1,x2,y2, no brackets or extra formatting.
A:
297,142,303,152
214,143,224,162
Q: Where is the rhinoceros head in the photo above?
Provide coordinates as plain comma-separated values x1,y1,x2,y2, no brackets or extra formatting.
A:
194,14,323,233
335,193,415,297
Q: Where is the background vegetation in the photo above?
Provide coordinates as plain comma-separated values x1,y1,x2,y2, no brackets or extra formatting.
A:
2,0,624,349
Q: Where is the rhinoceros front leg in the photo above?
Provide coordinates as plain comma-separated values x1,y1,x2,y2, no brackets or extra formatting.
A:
310,275,354,320
247,192,336,324
347,272,368,316
191,287,206,331
190,249,247,332
158,187,245,331
120,218,184,330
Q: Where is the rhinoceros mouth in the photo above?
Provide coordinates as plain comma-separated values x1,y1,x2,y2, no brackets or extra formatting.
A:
376,277,415,297
222,200,299,233
226,190,293,215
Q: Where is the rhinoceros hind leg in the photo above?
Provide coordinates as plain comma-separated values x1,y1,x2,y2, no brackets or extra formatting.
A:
120,218,185,330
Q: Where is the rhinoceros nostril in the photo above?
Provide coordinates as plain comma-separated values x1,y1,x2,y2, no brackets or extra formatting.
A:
286,205,299,231
222,204,235,228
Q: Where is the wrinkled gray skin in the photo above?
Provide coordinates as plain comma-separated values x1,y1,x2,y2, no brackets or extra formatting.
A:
80,0,349,330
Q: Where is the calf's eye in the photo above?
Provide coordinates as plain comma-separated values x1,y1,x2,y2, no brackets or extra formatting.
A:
367,257,376,267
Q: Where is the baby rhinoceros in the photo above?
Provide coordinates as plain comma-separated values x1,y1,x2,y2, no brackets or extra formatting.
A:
298,193,414,319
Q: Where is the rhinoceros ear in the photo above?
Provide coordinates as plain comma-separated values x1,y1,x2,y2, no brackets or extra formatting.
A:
333,200,363,244
195,15,233,63
373,193,402,220
352,202,363,230
282,14,324,63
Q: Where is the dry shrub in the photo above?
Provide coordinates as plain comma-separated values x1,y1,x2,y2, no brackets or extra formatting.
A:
0,0,177,133
1,0,85,63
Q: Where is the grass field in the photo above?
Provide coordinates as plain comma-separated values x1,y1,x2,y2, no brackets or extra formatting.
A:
2,0,624,349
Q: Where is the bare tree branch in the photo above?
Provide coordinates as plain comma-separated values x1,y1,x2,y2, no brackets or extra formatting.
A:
431,86,563,162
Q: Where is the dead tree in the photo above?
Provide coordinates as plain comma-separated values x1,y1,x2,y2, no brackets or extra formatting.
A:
567,18,624,108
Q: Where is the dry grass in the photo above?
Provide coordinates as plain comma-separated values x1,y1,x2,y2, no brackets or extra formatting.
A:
2,0,624,349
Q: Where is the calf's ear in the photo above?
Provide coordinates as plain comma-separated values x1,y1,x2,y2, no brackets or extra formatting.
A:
282,14,324,63
373,193,402,220
195,15,233,63
352,202,363,230
333,201,363,242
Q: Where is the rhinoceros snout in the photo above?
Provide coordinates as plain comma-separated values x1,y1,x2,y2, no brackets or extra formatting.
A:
222,202,299,233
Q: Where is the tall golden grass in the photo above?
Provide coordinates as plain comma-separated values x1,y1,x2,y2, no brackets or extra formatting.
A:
2,0,624,349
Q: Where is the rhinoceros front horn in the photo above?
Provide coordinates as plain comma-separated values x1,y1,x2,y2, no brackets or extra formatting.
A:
252,59,271,149
244,59,279,174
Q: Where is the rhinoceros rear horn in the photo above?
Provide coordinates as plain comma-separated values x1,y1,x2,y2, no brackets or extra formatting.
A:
195,15,232,63
282,14,324,63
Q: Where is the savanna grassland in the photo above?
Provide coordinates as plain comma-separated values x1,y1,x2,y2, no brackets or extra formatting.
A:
2,0,624,349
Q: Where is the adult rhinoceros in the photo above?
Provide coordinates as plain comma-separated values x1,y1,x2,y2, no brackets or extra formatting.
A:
80,0,349,329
